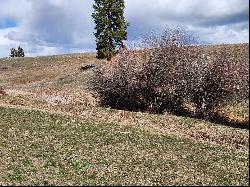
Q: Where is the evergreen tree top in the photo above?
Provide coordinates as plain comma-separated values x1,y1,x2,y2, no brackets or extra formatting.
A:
92,0,128,60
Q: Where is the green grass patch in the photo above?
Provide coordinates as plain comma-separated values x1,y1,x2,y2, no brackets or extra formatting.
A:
0,106,248,186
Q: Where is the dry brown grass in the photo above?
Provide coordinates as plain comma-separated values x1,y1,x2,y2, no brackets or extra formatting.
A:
0,47,249,151
0,47,249,185
0,92,248,152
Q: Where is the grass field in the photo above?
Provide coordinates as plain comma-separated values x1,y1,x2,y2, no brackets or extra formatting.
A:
0,44,249,185
0,106,248,186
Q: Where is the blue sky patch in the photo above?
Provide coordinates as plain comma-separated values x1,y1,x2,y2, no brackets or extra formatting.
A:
0,18,17,29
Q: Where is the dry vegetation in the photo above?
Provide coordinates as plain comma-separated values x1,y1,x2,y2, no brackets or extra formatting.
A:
0,42,249,185
0,86,6,95
89,29,249,126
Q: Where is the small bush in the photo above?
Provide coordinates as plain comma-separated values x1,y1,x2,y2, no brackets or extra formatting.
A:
0,86,6,95
88,27,249,120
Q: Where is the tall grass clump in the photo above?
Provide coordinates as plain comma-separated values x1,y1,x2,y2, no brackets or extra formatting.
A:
88,27,249,120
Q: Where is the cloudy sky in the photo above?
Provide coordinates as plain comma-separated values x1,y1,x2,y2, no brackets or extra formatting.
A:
0,0,249,57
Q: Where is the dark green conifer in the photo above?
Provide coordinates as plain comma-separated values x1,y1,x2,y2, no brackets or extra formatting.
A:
92,0,128,60
17,46,25,57
10,48,16,58
9,46,25,58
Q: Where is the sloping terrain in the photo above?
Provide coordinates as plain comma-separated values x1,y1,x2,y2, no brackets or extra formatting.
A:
0,45,249,185
0,106,248,186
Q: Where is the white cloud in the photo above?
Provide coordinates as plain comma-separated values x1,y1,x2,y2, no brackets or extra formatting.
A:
0,0,94,57
0,27,21,57
125,0,249,43
0,0,249,57
0,0,31,21
187,23,249,44
5,0,95,47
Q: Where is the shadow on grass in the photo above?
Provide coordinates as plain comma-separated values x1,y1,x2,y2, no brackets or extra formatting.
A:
174,111,249,130
207,113,249,130
154,106,249,130
106,102,249,130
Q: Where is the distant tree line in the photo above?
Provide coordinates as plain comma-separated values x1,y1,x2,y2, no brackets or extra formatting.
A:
10,46,25,58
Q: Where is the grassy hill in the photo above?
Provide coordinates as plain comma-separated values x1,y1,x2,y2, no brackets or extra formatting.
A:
0,44,249,185
0,106,248,186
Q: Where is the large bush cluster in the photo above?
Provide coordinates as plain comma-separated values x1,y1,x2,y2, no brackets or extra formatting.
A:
89,28,249,119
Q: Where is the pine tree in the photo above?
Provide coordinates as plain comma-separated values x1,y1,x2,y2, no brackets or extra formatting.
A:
10,48,16,58
17,46,25,57
10,46,25,58
92,0,128,60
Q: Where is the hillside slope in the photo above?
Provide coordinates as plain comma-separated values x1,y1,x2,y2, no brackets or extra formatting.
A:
0,106,248,186
0,45,249,150
0,44,249,185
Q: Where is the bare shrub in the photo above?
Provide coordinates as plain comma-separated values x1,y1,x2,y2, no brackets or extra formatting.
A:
88,27,249,120
142,28,207,115
0,86,6,95
88,27,199,114
88,49,151,112
188,45,249,118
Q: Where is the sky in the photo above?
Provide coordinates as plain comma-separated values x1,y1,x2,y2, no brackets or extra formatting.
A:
0,0,249,57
